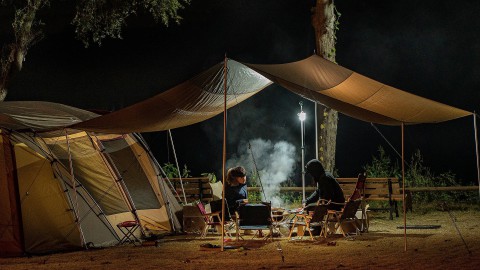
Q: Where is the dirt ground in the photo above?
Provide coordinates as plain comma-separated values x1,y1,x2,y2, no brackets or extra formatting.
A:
1,210,479,270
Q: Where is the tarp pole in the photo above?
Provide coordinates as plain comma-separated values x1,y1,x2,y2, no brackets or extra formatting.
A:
168,129,187,204
315,102,318,160
401,123,407,252
221,54,228,251
473,112,480,199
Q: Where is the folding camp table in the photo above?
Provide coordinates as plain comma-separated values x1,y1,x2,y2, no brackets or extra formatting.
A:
117,220,141,245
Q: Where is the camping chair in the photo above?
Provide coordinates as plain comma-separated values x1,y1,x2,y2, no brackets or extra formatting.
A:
195,201,232,238
348,172,369,232
235,202,273,241
325,199,363,238
288,204,328,240
348,172,366,202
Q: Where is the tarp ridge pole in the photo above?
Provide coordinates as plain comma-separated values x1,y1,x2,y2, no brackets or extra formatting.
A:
168,129,187,204
221,54,228,251
401,123,407,252
473,112,480,200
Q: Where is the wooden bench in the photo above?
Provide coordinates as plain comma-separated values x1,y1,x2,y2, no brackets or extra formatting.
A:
169,177,213,204
337,177,412,220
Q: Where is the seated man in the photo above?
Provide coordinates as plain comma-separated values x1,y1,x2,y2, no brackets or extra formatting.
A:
304,159,345,211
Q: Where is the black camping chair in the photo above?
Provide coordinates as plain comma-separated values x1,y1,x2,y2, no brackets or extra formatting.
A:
235,202,273,241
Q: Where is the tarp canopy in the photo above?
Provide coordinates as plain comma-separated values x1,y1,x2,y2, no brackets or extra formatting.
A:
72,55,471,133
246,55,472,125
72,60,272,133
0,101,98,131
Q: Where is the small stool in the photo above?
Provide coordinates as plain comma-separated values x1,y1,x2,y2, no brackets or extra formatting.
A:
117,220,141,245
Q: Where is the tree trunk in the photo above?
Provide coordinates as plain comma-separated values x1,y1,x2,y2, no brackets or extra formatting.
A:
312,0,338,172
0,0,46,101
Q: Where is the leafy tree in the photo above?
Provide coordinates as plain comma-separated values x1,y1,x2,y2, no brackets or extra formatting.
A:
0,0,190,100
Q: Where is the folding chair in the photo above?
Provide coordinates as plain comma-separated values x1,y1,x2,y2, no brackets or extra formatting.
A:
236,202,273,241
288,204,328,240
117,220,141,245
348,172,368,232
196,201,232,238
325,199,363,238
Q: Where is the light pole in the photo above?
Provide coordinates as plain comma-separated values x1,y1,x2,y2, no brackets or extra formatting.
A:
298,101,306,206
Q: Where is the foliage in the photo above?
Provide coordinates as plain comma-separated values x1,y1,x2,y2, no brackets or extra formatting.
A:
200,172,217,183
363,146,477,207
245,169,262,202
279,177,303,206
161,162,190,178
72,0,190,47
0,0,190,100
363,146,400,178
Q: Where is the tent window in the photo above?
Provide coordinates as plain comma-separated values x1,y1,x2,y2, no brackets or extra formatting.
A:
102,139,160,210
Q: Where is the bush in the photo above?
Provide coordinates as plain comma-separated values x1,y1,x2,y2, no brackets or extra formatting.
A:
161,162,191,178
363,146,477,209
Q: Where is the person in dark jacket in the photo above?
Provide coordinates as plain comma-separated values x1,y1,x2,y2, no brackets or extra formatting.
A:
225,166,248,218
304,159,345,211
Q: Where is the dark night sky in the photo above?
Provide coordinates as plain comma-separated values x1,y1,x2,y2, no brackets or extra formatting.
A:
4,0,480,184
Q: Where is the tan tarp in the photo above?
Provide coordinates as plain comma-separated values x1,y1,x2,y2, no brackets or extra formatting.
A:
0,101,98,131
71,56,470,133
73,60,272,133
246,55,471,125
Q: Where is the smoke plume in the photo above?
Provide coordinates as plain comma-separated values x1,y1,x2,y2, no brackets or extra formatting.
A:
226,138,296,208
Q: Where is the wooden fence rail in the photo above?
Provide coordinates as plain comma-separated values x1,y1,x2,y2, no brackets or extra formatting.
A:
247,186,479,192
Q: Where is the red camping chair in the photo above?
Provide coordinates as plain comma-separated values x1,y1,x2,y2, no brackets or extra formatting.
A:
347,172,368,232
196,201,231,238
348,172,366,202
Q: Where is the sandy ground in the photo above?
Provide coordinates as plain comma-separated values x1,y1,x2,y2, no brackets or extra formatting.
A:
1,210,479,270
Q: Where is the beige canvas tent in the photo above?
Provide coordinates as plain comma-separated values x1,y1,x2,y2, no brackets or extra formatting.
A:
0,101,181,257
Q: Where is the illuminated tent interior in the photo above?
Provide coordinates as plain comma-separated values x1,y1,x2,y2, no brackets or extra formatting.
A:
0,102,182,257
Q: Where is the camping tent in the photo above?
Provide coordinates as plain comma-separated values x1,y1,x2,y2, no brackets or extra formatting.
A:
0,101,181,257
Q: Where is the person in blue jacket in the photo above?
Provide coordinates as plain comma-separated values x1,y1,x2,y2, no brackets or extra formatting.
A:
225,166,248,218
304,159,345,211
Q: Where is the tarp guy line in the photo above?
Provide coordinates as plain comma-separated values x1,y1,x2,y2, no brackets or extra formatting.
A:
168,129,187,204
